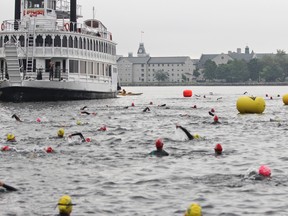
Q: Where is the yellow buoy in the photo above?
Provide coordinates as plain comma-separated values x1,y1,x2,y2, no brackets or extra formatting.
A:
236,96,265,114
282,94,288,105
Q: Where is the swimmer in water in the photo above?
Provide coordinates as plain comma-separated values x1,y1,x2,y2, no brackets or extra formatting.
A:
212,115,221,124
158,104,166,107
68,132,86,142
214,143,222,155
176,125,195,140
11,114,22,122
80,111,96,116
57,195,74,216
0,181,18,191
149,138,169,157
246,165,271,181
6,133,16,142
80,106,88,110
143,107,150,112
184,203,202,216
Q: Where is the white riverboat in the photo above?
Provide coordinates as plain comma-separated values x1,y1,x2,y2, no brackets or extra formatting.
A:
0,0,118,102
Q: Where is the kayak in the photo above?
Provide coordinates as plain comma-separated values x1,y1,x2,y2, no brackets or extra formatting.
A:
118,91,143,96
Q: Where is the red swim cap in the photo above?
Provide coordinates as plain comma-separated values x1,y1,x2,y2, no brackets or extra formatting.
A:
214,143,222,153
46,147,53,153
155,138,163,149
211,108,215,112
99,125,107,131
1,146,10,151
131,102,135,107
259,165,271,177
85,137,91,142
214,115,219,122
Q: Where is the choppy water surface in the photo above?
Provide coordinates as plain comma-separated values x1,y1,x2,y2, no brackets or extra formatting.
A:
1,86,288,215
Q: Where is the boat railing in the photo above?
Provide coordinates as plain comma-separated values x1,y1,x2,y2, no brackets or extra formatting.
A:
22,68,111,84
1,20,113,41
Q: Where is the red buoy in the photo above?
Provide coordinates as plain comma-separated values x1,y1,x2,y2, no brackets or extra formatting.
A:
183,90,193,97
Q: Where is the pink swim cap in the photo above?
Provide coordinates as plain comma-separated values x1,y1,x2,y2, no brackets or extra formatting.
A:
214,115,219,122
85,137,91,142
214,143,222,154
259,165,271,177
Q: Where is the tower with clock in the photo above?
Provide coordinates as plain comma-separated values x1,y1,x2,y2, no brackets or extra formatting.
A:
137,43,148,57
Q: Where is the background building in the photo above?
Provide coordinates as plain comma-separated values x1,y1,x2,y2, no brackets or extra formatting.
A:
117,43,196,85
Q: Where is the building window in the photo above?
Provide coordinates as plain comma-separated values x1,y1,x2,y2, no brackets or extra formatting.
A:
141,64,144,67
141,69,144,72
62,36,67,47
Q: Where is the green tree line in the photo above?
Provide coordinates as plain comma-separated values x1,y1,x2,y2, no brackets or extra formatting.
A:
202,50,288,82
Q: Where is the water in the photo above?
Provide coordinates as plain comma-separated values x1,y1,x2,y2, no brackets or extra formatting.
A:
1,86,288,215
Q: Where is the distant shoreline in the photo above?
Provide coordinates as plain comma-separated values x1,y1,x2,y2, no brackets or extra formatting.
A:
120,82,288,87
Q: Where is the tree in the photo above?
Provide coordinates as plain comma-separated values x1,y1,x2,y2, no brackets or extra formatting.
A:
203,60,217,80
154,70,169,82
248,58,262,81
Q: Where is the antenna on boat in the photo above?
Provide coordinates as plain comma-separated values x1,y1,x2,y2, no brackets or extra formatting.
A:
93,6,95,20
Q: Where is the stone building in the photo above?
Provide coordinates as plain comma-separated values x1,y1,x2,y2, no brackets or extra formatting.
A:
117,43,196,85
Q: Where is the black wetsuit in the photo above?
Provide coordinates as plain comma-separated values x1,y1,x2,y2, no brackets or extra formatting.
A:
69,133,85,142
177,126,194,140
149,149,169,156
2,184,17,191
143,107,150,112
12,114,22,122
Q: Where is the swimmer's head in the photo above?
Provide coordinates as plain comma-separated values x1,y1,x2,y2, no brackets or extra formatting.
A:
258,165,271,177
185,203,202,216
85,137,91,142
214,143,222,154
213,115,219,122
193,134,200,139
76,120,81,125
149,102,153,105
7,133,15,141
1,146,10,151
211,108,215,112
58,195,73,215
57,128,65,137
46,146,53,153
36,117,41,122
131,102,135,107
155,138,164,150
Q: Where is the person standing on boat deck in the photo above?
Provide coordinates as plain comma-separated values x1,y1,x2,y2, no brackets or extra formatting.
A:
149,138,169,156
49,61,54,81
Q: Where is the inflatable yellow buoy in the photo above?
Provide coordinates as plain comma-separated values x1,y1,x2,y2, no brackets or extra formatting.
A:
236,96,265,114
282,94,288,105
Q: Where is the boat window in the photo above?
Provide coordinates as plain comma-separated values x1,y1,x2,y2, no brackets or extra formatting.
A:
90,40,92,51
54,35,61,47
0,36,2,48
27,0,44,9
4,36,9,43
96,41,98,52
87,39,89,50
62,36,67,47
80,61,86,74
69,36,73,48
19,35,25,47
74,37,78,48
35,35,43,47
69,60,79,73
79,37,82,49
45,35,52,47
83,38,86,49
93,40,96,51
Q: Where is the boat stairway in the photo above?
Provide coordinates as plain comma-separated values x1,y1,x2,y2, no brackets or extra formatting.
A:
4,43,21,83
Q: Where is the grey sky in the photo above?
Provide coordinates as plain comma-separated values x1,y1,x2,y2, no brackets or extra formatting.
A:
1,0,287,58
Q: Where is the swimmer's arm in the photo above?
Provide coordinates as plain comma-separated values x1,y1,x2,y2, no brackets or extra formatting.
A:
177,126,194,140
69,133,85,142
0,181,17,191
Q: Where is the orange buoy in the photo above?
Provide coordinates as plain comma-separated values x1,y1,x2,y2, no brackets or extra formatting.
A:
183,90,192,97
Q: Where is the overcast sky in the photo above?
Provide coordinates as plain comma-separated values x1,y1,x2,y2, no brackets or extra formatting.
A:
1,0,288,58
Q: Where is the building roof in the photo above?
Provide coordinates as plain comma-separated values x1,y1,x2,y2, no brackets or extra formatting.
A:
117,57,150,64
228,53,254,62
147,57,190,64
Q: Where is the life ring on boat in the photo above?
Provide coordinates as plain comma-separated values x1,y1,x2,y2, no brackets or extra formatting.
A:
64,23,70,31
1,22,5,31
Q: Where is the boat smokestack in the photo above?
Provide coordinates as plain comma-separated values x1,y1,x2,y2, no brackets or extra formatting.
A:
14,0,21,30
70,0,77,32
